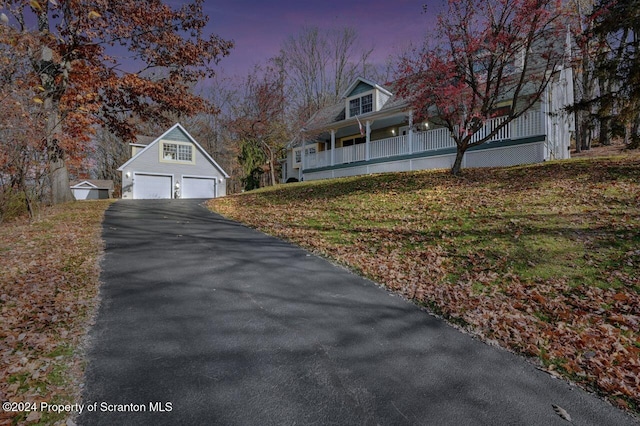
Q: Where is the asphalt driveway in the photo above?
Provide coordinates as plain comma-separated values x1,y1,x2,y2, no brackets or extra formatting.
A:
79,199,637,425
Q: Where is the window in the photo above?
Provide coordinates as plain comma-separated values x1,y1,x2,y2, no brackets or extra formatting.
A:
163,143,177,160
490,105,511,118
361,94,373,114
161,141,194,163
178,144,192,161
349,98,360,117
341,137,365,147
293,145,319,169
348,93,373,117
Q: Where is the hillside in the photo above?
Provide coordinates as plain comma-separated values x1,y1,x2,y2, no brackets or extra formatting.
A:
209,154,640,411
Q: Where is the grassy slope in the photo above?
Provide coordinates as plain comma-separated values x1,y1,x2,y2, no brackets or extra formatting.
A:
210,155,640,411
0,200,113,425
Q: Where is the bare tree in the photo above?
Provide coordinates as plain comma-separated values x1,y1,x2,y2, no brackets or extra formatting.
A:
278,26,375,122
92,127,129,196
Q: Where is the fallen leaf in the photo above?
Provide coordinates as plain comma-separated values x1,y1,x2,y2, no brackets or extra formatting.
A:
29,0,42,11
552,404,572,422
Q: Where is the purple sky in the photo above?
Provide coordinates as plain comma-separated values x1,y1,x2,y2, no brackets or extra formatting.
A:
197,0,441,76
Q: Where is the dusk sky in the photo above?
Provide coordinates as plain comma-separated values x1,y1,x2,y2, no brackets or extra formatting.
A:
195,0,442,77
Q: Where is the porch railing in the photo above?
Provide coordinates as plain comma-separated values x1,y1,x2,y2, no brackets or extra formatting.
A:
303,110,544,170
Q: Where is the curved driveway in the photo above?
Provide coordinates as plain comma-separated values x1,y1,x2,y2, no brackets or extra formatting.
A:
80,199,637,425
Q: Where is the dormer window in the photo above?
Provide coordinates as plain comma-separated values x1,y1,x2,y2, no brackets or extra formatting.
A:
349,93,373,117
160,141,194,164
342,77,393,119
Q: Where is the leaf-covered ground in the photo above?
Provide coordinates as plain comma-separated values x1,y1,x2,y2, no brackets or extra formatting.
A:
0,200,112,425
209,155,640,413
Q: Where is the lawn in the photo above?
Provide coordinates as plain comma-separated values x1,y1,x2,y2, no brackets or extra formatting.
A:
209,154,640,412
0,200,112,425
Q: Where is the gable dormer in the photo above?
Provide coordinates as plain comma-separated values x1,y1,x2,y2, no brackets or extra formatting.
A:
343,77,392,119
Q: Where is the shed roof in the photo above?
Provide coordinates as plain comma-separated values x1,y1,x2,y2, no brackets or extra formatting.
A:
70,179,114,190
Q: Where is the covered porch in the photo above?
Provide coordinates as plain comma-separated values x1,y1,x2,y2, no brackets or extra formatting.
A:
302,110,545,171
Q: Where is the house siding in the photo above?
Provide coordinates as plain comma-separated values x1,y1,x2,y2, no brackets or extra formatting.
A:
282,151,301,182
164,127,192,143
377,92,390,110
348,81,374,96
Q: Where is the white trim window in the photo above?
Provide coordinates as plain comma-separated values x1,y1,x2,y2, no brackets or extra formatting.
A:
161,141,194,164
349,93,373,117
293,147,302,168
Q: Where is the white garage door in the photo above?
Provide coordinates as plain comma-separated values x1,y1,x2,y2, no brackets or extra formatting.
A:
182,177,217,199
72,188,106,200
134,174,172,199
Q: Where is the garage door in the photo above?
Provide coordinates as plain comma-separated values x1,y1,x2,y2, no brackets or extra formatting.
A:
133,174,172,199
72,188,107,200
182,177,217,199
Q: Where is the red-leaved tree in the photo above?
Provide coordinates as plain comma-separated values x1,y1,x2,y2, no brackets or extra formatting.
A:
1,0,232,203
396,0,567,175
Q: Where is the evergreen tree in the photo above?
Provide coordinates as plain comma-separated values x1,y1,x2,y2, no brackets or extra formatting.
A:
590,0,640,147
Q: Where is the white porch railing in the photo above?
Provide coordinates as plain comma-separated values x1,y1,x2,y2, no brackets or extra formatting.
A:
412,128,453,153
370,135,407,159
335,143,366,164
303,110,544,170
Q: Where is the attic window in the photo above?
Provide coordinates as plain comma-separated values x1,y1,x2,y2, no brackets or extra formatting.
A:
349,93,373,117
161,141,194,163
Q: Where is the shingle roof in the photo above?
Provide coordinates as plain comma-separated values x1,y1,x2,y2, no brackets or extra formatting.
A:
134,135,155,146
70,179,114,190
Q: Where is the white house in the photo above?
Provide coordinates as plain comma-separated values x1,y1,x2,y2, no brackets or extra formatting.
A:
283,63,574,183
118,123,229,199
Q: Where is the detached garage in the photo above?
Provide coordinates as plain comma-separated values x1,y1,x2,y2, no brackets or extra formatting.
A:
70,180,114,200
118,123,229,200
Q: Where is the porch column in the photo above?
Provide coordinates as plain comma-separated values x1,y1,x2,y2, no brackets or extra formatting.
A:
330,129,336,166
365,120,371,161
408,110,414,155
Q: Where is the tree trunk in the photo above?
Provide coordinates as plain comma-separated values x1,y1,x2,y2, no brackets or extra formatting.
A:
576,36,595,152
599,116,611,146
45,99,74,204
48,146,74,204
576,111,584,153
578,114,591,151
39,45,74,204
269,157,277,186
630,115,640,149
451,147,466,176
